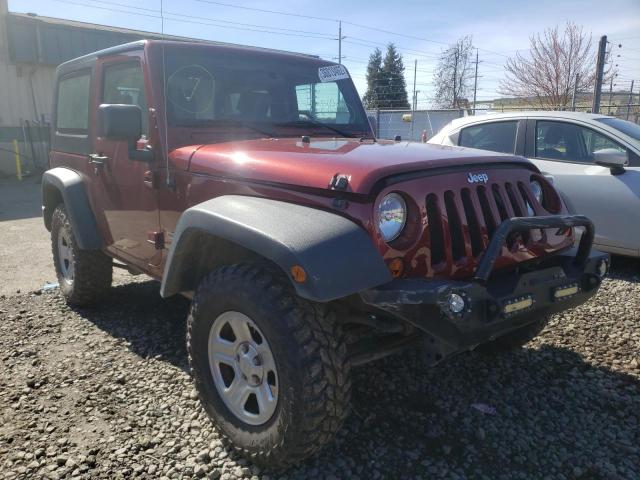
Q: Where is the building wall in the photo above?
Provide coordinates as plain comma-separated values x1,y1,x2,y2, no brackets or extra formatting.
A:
0,2,53,176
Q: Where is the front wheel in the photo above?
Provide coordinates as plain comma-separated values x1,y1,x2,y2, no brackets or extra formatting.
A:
187,264,351,469
50,204,112,305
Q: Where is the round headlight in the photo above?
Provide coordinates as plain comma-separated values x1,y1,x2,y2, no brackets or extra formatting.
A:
530,180,544,204
378,193,407,242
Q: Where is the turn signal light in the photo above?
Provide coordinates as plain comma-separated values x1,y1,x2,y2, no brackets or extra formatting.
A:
388,258,404,278
290,265,307,283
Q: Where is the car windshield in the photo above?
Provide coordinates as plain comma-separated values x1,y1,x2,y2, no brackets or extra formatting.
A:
596,117,640,141
155,46,371,138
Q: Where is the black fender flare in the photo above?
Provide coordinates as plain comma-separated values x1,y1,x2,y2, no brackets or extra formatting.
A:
160,196,392,302
41,167,104,250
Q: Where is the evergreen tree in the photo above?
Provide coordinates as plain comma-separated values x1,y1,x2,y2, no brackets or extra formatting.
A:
380,44,410,109
362,48,383,109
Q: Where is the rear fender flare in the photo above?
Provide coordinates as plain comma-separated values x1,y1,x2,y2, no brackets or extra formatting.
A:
41,168,103,249
160,196,392,302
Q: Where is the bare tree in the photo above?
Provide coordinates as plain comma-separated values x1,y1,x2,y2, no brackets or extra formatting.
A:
433,36,474,108
499,23,612,109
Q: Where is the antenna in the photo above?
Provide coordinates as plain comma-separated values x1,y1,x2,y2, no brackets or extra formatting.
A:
160,0,171,187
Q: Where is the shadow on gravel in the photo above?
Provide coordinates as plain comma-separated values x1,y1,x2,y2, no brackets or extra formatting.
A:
610,255,640,283
69,280,191,372
69,279,640,478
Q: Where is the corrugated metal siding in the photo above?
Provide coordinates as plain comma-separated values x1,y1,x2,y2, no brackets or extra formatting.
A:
7,15,160,66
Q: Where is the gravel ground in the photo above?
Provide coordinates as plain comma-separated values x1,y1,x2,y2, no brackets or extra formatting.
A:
1,261,639,480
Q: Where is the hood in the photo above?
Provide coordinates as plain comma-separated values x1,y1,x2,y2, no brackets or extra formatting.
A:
180,138,535,195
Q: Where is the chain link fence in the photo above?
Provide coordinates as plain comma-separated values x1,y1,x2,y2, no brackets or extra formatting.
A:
366,109,466,142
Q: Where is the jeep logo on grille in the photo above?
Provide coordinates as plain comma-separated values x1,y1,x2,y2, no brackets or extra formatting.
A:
467,172,489,184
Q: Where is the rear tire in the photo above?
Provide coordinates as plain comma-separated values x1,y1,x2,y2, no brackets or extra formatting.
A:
187,263,351,469
51,204,112,306
480,314,551,352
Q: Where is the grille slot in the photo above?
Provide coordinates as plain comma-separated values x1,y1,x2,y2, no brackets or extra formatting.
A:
461,188,484,257
426,193,445,266
505,183,524,217
477,186,497,239
444,191,465,261
492,184,510,221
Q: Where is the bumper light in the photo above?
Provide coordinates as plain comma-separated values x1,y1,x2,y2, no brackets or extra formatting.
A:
503,295,534,315
447,293,466,314
554,283,580,300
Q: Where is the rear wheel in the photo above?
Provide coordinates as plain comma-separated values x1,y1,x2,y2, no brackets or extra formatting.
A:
480,314,551,352
51,204,112,306
187,263,351,469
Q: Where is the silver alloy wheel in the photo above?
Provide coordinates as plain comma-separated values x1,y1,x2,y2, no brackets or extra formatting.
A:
208,311,278,425
57,229,74,283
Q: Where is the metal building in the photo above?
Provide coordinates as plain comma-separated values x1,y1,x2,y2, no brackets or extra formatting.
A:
0,0,198,176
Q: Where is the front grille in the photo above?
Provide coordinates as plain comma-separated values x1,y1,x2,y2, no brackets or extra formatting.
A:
377,166,571,280
425,181,537,270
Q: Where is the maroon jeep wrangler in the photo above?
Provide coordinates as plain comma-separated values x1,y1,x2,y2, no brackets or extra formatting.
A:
42,40,607,468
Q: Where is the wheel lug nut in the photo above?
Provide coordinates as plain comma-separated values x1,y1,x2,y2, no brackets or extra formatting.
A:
251,375,260,384
252,356,261,366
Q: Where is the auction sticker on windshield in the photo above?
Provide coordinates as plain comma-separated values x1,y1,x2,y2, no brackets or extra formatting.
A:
318,64,350,82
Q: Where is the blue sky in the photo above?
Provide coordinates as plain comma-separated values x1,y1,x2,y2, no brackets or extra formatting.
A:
9,0,640,106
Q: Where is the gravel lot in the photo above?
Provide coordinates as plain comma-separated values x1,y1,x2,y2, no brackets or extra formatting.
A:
1,259,639,480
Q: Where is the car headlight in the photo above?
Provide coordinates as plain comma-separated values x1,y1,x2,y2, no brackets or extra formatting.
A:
378,193,407,242
530,180,544,204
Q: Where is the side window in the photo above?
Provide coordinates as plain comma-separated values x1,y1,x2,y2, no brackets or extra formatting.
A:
535,120,627,163
295,82,350,124
56,72,91,134
458,121,518,154
103,62,148,135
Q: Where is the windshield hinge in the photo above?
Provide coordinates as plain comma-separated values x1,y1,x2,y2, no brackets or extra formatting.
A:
329,173,350,191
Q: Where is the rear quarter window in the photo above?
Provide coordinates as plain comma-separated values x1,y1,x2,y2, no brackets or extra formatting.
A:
52,68,93,155
459,121,518,154
56,72,91,134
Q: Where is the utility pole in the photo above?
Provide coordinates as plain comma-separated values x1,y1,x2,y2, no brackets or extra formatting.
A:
410,59,417,140
608,76,614,114
472,49,479,114
337,21,343,64
571,74,579,111
592,35,607,114
627,80,634,120
452,50,458,108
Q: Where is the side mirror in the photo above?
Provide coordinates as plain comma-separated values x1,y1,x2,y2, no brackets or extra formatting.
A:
593,148,628,175
98,104,152,161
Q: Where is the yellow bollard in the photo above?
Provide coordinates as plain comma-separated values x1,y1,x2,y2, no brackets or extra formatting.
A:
13,139,22,181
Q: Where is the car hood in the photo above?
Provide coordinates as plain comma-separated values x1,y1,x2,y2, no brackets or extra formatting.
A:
178,137,535,195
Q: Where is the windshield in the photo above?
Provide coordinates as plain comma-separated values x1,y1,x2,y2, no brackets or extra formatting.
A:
596,117,640,141
155,46,371,139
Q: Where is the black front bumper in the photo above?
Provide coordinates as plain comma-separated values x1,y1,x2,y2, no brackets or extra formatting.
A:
359,215,608,350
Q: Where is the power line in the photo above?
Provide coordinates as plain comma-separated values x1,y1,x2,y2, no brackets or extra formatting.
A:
51,0,338,40
196,0,338,23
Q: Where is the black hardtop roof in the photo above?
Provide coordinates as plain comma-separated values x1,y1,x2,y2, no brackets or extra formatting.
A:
56,39,324,76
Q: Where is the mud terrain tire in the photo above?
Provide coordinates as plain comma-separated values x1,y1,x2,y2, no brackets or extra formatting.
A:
51,204,112,306
187,263,351,469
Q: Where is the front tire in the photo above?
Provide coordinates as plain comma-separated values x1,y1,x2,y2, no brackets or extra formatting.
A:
187,264,351,469
51,204,112,306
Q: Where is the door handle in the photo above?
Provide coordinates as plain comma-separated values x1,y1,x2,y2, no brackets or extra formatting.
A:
88,153,108,165
143,170,156,188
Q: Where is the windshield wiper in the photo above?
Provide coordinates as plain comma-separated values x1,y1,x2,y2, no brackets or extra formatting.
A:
275,120,355,138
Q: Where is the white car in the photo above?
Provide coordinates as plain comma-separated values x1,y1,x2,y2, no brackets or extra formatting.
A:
429,111,640,258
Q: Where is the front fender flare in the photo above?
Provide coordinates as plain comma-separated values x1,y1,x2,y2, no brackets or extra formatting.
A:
41,168,103,250
160,196,392,302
